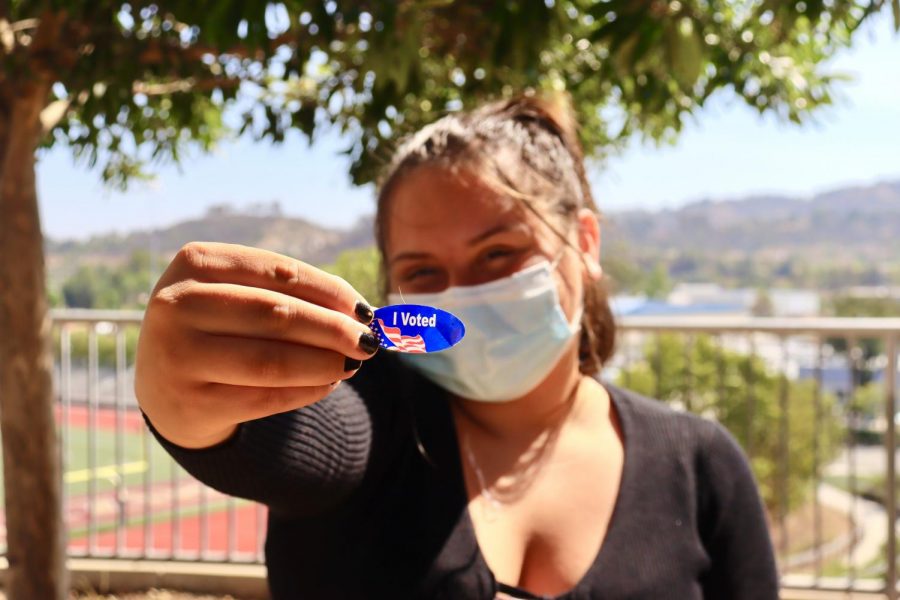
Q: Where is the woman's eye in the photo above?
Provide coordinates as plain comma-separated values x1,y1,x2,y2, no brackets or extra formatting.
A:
483,247,516,261
404,266,438,281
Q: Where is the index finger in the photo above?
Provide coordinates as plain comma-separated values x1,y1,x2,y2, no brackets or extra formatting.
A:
172,242,374,323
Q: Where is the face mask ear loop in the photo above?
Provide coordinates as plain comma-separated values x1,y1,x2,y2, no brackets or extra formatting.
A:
548,246,583,332
550,246,567,271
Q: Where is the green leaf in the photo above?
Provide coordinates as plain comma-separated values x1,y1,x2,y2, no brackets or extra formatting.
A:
667,17,703,90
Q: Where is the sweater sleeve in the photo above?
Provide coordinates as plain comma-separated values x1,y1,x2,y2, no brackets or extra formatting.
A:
144,352,409,517
697,420,780,600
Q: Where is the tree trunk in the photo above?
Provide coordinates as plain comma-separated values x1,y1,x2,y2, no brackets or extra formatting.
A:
0,77,68,598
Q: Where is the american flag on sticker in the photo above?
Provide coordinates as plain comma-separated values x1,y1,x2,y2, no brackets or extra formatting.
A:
370,304,465,353
376,319,427,353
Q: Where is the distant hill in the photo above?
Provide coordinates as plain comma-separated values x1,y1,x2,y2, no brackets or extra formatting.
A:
598,179,900,290
603,180,900,261
46,180,900,291
45,203,375,285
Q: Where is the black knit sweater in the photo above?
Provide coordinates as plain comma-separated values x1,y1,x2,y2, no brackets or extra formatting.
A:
148,351,779,599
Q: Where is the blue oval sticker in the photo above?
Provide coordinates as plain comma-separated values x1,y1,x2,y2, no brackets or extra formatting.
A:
370,304,465,353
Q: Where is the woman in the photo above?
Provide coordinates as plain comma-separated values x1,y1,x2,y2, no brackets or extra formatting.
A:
135,93,778,599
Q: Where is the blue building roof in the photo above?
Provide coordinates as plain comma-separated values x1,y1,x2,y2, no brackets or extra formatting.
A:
611,296,746,317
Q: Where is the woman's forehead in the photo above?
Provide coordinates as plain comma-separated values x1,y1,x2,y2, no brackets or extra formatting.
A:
382,166,541,252
387,165,517,214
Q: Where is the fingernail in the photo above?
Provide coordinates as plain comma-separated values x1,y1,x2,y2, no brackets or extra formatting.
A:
359,332,380,355
344,357,362,371
355,301,374,324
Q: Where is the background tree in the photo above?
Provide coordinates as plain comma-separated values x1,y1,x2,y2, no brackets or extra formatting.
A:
643,261,673,299
827,294,900,362
752,287,775,316
617,334,844,519
599,241,646,294
321,246,382,306
1,1,897,597
61,249,155,308
850,381,885,425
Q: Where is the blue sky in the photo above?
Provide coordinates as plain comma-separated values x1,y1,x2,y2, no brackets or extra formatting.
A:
38,14,900,241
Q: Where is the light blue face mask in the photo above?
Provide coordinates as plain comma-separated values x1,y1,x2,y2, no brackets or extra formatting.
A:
387,257,582,402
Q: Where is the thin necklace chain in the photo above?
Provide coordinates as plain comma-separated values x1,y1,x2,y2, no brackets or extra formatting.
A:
460,377,585,521
462,432,504,518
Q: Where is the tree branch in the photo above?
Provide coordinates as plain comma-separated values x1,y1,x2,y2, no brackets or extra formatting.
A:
137,31,300,66
27,10,68,79
10,18,39,32
133,76,242,96
39,99,70,135
0,21,10,54
0,18,43,53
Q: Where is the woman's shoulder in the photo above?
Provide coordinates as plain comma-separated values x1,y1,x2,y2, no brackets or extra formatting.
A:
606,383,761,526
605,383,750,470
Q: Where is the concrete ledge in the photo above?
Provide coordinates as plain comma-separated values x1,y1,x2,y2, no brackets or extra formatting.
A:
0,557,892,599
0,557,269,599
781,574,890,599
782,591,887,600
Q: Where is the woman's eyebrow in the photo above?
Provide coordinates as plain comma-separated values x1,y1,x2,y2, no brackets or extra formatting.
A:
389,251,432,265
467,223,526,245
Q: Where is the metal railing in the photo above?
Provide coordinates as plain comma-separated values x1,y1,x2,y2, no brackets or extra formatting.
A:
613,315,900,598
1,310,897,597
45,309,267,564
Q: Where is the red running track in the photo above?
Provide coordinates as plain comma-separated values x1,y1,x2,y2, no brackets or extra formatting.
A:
68,503,266,556
57,405,267,558
55,404,146,432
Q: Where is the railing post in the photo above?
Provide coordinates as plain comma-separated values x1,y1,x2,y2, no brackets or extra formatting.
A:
115,326,127,555
59,325,72,557
87,324,99,555
886,334,897,600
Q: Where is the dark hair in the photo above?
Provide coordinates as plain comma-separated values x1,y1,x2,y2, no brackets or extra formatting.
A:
374,92,616,374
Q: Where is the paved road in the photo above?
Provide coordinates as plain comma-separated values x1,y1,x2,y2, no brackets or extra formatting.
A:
824,445,899,479
814,482,889,570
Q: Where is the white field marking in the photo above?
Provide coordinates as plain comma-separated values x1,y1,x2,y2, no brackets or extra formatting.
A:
64,460,149,484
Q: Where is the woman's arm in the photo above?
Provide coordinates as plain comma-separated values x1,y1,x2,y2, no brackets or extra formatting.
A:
697,421,780,599
144,352,409,517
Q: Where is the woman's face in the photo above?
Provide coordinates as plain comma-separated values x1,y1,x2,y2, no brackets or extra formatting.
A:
382,164,602,322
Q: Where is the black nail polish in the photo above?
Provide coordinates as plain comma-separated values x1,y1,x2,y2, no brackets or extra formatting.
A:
359,332,380,355
355,301,374,324
344,357,362,371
